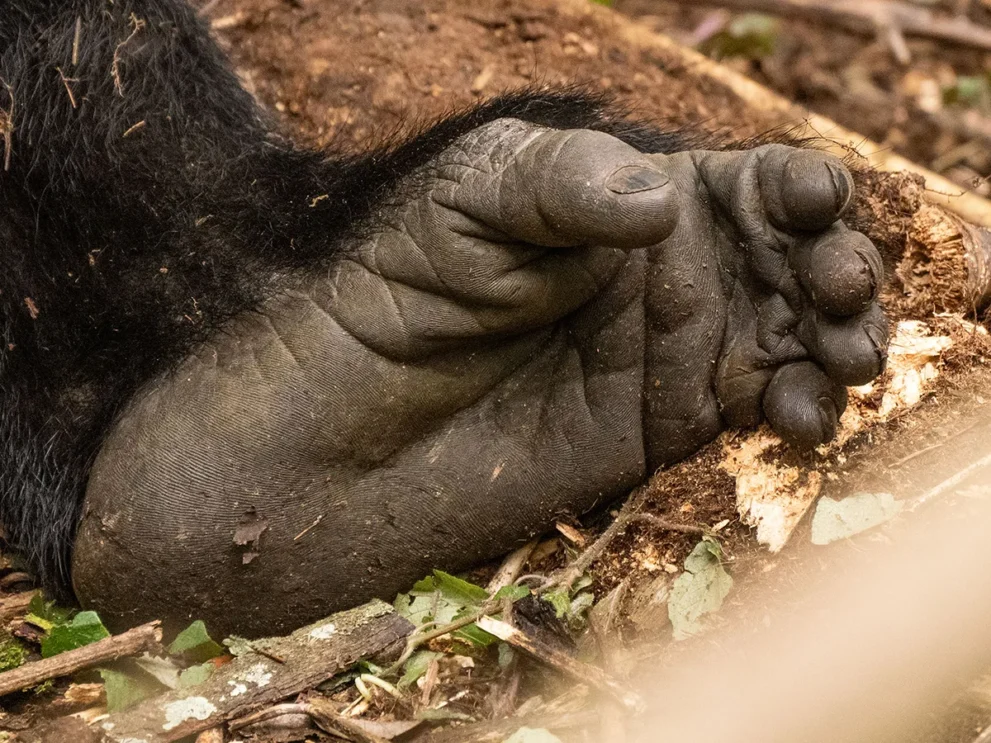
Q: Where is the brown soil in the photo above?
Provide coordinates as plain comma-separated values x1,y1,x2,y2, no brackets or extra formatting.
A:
205,0,801,148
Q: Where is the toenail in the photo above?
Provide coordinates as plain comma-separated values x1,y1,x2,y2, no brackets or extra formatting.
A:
865,324,889,371
826,160,853,215
606,165,670,194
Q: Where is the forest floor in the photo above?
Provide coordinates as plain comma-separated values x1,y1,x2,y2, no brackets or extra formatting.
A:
4,1,991,741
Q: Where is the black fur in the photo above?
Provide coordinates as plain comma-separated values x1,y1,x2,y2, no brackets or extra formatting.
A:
0,0,691,596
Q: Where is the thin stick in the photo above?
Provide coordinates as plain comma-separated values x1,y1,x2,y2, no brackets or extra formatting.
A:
111,14,146,96
1,80,14,172
56,67,78,109
0,621,163,697
891,420,982,468
551,492,704,591
475,616,644,713
306,697,392,743
909,449,991,512
228,703,306,731
72,16,82,66
487,539,539,593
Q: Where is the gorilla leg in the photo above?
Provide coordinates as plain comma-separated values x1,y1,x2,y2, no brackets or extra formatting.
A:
0,0,680,598
1,0,886,636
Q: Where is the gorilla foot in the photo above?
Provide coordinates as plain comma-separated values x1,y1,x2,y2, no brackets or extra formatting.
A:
70,123,887,636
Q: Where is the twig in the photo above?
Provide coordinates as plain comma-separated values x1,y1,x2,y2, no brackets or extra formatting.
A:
72,16,82,66
111,14,146,96
122,120,146,138
56,67,78,109
475,616,644,713
0,590,36,622
0,621,162,697
229,703,307,731
306,697,391,743
972,721,991,743
550,492,704,592
891,420,982,467
909,449,991,512
1,79,14,172
384,602,495,676
486,539,539,593
664,0,991,52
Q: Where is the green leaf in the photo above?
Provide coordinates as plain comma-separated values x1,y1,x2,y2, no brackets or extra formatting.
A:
396,593,460,627
811,492,903,546
23,614,55,633
453,622,497,648
569,592,595,620
542,589,571,619
99,668,161,712
493,585,530,602
168,620,223,663
504,727,563,743
398,650,442,690
177,662,215,689
571,574,594,593
590,0,612,5
27,594,74,627
410,576,439,595
700,13,778,60
430,571,489,604
497,643,516,669
668,538,733,640
41,611,110,658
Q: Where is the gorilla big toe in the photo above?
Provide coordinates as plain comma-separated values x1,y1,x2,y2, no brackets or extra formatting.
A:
0,0,886,637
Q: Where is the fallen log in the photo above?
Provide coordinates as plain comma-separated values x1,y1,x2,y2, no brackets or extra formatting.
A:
92,601,411,743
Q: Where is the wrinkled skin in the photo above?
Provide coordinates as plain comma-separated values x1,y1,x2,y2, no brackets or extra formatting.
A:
73,119,886,636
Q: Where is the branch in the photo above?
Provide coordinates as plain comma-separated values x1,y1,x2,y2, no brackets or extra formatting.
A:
476,616,644,713
667,0,991,52
0,621,162,697
605,4,991,229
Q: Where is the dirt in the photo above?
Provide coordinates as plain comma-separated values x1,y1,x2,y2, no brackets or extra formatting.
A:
203,0,801,148
4,0,991,739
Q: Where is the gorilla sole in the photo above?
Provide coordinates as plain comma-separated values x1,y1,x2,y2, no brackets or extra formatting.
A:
0,0,885,636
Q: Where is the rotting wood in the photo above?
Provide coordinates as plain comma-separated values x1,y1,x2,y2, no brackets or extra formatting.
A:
662,0,991,53
577,0,991,229
193,727,224,743
475,616,644,713
94,602,412,743
0,620,162,697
